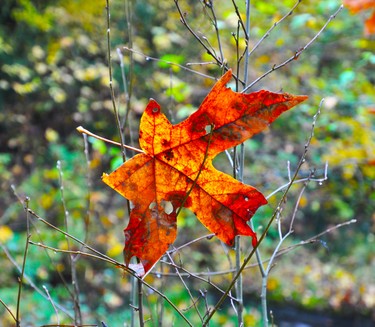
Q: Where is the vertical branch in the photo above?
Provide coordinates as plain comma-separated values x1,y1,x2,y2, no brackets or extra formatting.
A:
130,274,137,327
82,133,92,243
1,239,74,319
15,197,31,327
234,2,251,326
117,48,134,148
157,262,166,327
43,285,60,324
231,0,249,39
166,252,204,323
106,0,126,162
121,0,144,325
137,276,145,327
107,2,142,325
121,0,135,148
243,0,251,86
234,235,243,326
57,161,83,325
204,1,224,63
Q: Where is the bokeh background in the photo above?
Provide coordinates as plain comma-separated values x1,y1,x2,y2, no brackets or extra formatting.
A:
0,0,374,326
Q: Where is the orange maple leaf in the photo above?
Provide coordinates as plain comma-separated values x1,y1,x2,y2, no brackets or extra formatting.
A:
102,70,308,273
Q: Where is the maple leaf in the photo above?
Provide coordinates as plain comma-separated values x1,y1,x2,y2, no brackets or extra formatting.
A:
102,70,308,274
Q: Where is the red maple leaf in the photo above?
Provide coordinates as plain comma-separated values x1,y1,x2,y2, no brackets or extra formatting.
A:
102,70,308,274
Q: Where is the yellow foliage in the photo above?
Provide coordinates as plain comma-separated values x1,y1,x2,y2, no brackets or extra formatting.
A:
45,128,59,143
107,242,123,258
255,54,271,65
243,309,261,326
12,81,39,95
0,225,14,243
323,115,375,179
299,194,308,208
39,193,54,210
267,276,279,291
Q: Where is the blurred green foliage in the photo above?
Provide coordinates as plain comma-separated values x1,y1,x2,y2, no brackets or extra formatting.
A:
0,0,374,325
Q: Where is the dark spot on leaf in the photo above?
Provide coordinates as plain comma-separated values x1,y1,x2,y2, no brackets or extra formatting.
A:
190,112,211,134
161,139,171,147
164,150,174,161
166,191,192,208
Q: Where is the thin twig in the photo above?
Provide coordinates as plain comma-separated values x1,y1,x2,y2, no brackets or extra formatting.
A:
26,209,193,326
137,276,145,327
11,183,76,301
234,1,252,324
117,47,134,148
168,234,214,254
76,126,143,153
288,177,310,234
157,262,166,327
266,173,328,199
43,285,60,325
248,0,302,58
82,132,92,239
122,47,216,80
0,241,73,318
154,217,355,279
203,99,325,326
280,218,357,255
122,0,134,140
0,298,17,323
174,0,245,84
106,0,126,162
57,160,83,325
260,173,311,326
157,259,238,302
243,0,251,86
110,3,139,321
244,5,344,92
231,0,249,39
166,252,204,322
16,197,31,326
203,1,224,63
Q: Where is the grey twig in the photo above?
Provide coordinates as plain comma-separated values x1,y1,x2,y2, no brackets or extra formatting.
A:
247,0,302,58
244,5,344,92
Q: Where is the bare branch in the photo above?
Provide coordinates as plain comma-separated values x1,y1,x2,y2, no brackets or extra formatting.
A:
243,5,344,92
122,46,216,80
248,0,302,58
203,99,325,326
76,126,143,153
0,298,17,323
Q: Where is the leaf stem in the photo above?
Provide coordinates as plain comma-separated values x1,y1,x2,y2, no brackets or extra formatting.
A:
76,126,144,153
